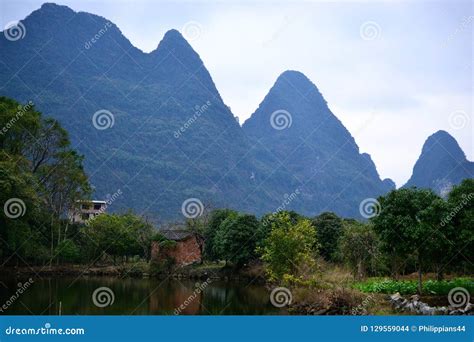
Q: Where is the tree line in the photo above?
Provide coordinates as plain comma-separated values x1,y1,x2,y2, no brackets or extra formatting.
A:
1,96,472,294
196,179,473,292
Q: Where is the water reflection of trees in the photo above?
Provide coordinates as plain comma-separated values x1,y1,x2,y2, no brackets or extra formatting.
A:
0,277,282,315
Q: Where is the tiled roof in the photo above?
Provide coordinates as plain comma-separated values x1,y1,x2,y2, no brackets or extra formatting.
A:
159,229,194,241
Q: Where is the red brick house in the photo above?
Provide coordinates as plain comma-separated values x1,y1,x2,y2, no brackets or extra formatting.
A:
151,230,202,266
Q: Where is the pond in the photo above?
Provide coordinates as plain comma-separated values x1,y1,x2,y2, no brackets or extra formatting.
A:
0,276,285,315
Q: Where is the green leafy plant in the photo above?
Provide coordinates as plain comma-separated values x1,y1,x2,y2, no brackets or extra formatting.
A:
354,278,474,295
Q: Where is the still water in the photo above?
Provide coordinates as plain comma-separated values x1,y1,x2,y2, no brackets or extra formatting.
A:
0,276,285,315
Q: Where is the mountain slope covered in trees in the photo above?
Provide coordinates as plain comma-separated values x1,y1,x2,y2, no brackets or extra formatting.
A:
403,130,474,195
6,3,471,221
242,71,395,216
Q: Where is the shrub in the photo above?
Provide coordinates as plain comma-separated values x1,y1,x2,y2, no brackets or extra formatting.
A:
55,239,80,263
150,257,175,275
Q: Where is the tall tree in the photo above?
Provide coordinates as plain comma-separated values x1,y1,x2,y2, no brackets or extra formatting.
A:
312,211,343,261
213,213,260,267
447,179,474,271
0,97,90,264
338,220,381,279
259,212,317,282
371,188,445,293
203,208,237,261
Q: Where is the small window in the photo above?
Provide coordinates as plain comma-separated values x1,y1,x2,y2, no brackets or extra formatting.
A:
93,203,102,210
81,213,90,220
82,204,90,210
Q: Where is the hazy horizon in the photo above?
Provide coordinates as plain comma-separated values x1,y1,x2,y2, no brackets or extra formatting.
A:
1,0,472,187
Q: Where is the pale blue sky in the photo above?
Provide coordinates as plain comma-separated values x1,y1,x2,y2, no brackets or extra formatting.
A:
1,0,472,186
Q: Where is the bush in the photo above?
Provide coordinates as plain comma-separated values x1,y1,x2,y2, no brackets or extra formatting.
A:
55,239,80,263
150,257,175,275
120,261,150,277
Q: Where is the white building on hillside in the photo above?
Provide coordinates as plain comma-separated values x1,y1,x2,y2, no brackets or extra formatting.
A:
69,200,107,224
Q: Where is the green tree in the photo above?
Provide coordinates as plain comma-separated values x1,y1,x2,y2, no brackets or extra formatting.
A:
258,210,303,248
204,208,237,261
259,212,317,282
447,179,474,272
371,188,446,293
81,213,154,263
213,213,259,267
418,197,455,280
0,97,40,157
338,220,381,279
312,211,343,261
55,239,80,263
0,97,90,265
122,213,155,260
0,160,49,263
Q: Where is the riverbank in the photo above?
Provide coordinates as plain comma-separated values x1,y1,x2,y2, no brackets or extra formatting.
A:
0,261,267,282
0,265,127,277
2,264,470,316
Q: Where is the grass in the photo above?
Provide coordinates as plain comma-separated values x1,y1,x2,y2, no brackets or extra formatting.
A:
354,277,474,295
192,261,227,270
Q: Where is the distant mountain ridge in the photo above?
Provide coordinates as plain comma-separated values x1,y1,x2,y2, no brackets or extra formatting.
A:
0,3,258,221
403,130,474,196
1,3,470,221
